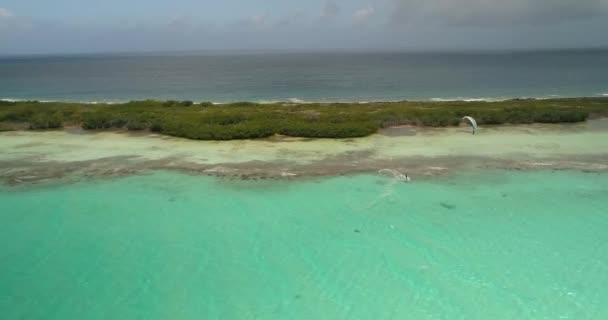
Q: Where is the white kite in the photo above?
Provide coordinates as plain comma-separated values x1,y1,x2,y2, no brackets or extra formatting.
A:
462,116,478,135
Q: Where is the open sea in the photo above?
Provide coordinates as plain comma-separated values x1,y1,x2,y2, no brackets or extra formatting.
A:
1,49,608,103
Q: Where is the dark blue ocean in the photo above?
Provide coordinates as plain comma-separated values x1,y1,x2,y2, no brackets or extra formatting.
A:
1,49,607,103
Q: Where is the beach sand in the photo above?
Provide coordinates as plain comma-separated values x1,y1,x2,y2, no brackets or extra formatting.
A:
1,119,608,185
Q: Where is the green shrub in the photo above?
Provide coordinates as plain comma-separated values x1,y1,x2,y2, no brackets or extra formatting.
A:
162,100,178,107
126,119,148,131
1,97,605,140
278,121,378,138
161,100,193,107
0,109,34,122
0,100,17,106
159,117,275,140
81,112,127,129
29,112,63,129
534,109,587,123
227,101,258,107
477,111,507,125
204,114,247,125
504,109,534,124
150,121,163,132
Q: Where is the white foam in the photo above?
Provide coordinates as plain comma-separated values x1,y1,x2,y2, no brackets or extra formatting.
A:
287,98,305,104
0,98,61,103
0,98,122,104
428,95,578,102
257,100,276,104
378,169,410,181
430,97,509,102
2,94,605,106
257,98,307,104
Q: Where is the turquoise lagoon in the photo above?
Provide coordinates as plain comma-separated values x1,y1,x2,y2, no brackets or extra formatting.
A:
1,169,608,319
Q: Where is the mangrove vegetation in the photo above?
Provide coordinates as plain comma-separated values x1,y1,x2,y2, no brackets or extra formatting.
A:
1,98,607,140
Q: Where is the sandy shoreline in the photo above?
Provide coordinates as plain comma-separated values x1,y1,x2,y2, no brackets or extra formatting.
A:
2,119,608,185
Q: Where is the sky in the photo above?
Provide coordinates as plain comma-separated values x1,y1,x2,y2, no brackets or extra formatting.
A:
1,0,608,54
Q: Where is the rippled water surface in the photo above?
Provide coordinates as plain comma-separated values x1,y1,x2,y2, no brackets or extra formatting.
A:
2,50,608,102
1,170,607,319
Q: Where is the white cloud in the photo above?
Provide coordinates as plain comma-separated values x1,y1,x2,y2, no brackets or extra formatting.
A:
0,7,17,31
276,10,306,27
390,0,608,27
3,2,608,54
0,8,14,19
250,14,268,26
166,15,195,31
321,1,340,19
354,5,375,22
234,13,270,30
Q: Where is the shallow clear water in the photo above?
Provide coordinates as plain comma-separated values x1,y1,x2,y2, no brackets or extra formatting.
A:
1,50,608,102
3,120,608,165
1,170,607,319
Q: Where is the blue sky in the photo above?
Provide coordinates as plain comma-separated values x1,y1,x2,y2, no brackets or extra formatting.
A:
1,0,608,54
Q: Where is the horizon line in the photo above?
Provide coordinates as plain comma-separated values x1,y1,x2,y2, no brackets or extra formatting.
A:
2,46,608,58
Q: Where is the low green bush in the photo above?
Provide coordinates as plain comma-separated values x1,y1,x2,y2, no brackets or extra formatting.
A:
162,100,178,107
126,119,148,131
0,97,604,140
277,121,378,138
0,100,17,106
162,100,194,107
0,108,34,122
29,112,63,129
81,112,127,129
180,100,193,107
